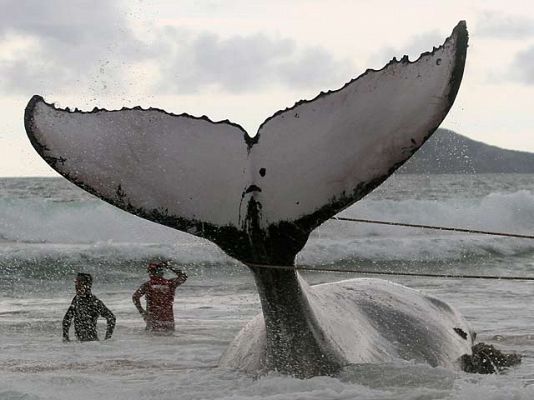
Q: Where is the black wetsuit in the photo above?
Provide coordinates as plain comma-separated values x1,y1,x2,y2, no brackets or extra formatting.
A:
62,293,116,342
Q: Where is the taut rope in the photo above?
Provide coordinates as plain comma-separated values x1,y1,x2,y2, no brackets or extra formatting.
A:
331,216,534,240
245,216,534,281
246,263,534,281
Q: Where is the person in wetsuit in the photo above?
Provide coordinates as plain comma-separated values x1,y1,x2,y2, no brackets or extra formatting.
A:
62,273,116,342
132,262,187,333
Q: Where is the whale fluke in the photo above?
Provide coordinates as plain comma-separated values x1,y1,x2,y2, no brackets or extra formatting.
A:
25,22,467,267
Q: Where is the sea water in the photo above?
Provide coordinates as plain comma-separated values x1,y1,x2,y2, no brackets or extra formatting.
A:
1,174,534,399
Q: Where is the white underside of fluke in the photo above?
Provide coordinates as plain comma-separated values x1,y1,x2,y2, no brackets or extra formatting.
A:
219,277,473,372
24,22,467,240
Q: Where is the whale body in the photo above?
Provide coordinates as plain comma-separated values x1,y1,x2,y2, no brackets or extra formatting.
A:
24,22,469,377
220,277,473,374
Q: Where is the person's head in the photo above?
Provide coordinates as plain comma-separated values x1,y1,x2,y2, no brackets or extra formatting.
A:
147,262,166,278
75,273,93,295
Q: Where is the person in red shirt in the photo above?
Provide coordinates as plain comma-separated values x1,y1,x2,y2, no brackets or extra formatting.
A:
132,261,187,332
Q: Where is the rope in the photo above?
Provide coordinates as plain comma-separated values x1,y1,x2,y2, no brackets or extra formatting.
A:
244,216,534,281
246,263,534,281
331,216,534,240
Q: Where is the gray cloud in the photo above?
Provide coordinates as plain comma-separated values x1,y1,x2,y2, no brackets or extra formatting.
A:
0,0,354,96
155,31,354,93
476,12,534,39
1,0,122,42
510,46,534,84
369,31,444,69
0,0,152,95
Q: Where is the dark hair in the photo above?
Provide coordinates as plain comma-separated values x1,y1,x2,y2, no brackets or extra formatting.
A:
77,273,93,288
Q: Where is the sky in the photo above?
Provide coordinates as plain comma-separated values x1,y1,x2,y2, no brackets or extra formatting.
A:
1,0,533,176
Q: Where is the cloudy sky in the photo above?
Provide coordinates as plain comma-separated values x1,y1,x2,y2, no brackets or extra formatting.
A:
1,0,533,176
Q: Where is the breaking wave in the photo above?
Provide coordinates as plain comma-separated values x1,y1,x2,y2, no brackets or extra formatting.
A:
2,189,534,264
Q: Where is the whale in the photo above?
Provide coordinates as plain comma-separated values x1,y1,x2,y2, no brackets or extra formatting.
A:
24,22,470,377
219,276,473,375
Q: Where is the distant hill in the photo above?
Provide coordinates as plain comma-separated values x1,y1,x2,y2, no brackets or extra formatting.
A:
398,129,534,174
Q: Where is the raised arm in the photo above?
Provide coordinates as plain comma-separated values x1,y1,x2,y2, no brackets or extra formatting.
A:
96,299,116,340
168,267,187,288
62,298,75,342
132,283,148,319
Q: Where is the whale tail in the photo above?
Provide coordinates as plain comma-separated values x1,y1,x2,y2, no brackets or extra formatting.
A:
25,22,468,266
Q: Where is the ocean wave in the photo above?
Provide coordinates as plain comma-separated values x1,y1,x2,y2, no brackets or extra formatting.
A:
2,190,534,241
1,189,534,265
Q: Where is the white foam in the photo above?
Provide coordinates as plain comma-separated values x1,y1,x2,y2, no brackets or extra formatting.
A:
2,190,534,264
1,282,531,400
